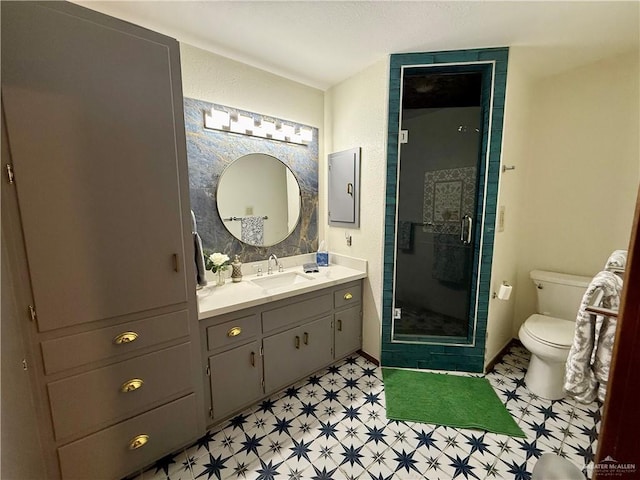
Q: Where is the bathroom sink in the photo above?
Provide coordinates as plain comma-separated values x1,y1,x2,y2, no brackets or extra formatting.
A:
250,271,315,290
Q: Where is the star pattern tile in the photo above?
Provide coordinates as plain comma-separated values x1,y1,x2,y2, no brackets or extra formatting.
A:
130,345,600,480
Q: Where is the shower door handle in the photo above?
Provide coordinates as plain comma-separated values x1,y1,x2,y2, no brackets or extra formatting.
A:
461,215,473,245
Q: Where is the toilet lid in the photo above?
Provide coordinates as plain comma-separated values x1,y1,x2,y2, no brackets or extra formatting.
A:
524,314,575,348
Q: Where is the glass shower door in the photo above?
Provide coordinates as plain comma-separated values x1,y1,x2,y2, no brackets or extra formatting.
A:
392,70,482,342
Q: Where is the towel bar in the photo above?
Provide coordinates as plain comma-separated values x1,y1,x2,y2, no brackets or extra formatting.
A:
223,215,268,221
585,305,618,318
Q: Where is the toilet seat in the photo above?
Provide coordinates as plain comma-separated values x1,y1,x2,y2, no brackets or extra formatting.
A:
523,314,575,348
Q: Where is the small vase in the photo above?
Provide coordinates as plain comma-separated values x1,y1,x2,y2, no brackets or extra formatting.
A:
216,269,226,286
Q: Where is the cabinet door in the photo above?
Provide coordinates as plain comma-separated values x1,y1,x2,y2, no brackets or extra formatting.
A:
263,327,303,394
335,306,363,359
263,316,334,394
299,315,334,376
1,2,188,332
209,342,263,422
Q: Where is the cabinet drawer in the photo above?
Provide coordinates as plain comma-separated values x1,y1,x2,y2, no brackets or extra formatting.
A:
58,394,198,480
41,310,190,374
334,283,361,309
48,343,192,442
207,313,259,351
262,293,332,334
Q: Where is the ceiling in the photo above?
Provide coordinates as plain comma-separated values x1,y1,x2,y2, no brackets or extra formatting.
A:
74,1,639,91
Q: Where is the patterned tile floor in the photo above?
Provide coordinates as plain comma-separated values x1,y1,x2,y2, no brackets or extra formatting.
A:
132,344,600,480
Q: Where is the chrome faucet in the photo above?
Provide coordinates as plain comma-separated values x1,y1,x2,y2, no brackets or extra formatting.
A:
267,253,283,274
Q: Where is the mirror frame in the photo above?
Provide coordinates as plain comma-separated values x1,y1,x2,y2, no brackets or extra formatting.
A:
184,98,319,262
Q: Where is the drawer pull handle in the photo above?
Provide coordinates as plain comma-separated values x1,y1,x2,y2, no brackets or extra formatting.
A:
128,434,149,450
295,335,300,349
303,332,309,345
250,351,255,367
344,292,353,300
337,319,343,332
120,378,144,393
227,326,242,337
113,331,138,345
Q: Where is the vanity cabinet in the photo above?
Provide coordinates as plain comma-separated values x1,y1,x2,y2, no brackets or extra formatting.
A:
200,280,362,426
334,283,363,359
263,315,333,394
205,310,264,422
1,2,203,479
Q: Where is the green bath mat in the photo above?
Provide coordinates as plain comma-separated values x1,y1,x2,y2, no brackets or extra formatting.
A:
382,368,525,438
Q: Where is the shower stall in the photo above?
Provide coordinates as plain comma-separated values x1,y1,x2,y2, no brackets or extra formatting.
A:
382,49,509,372
394,70,482,341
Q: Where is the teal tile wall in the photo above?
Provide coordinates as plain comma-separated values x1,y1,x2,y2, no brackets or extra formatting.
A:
381,48,509,373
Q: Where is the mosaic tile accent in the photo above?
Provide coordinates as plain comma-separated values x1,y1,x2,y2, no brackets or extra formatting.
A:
423,167,477,235
130,344,600,480
184,98,319,263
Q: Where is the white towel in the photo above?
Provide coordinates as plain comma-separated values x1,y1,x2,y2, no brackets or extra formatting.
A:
604,249,627,270
564,270,622,403
241,216,264,245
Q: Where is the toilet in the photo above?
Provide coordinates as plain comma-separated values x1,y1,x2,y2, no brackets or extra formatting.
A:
518,270,591,400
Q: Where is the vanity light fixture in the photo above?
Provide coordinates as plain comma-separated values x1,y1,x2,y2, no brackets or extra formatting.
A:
299,127,313,143
203,106,313,146
204,107,230,131
281,123,295,138
262,119,276,135
238,113,254,130
230,112,255,134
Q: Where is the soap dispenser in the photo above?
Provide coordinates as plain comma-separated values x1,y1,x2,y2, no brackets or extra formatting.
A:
231,255,243,282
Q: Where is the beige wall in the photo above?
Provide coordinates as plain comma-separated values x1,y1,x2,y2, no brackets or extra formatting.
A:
484,48,535,366
324,59,390,360
180,44,324,129
512,49,640,333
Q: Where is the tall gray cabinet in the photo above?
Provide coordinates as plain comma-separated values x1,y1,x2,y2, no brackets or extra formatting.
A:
1,2,204,478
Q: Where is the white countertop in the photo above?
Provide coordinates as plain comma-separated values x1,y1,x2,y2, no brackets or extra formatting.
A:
196,253,367,320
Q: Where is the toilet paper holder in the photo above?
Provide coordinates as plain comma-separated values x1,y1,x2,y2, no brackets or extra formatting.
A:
492,281,513,300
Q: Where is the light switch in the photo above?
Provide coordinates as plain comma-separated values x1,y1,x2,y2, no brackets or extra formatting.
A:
498,205,505,232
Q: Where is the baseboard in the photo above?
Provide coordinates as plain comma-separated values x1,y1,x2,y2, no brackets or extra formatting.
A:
357,349,380,366
484,338,522,373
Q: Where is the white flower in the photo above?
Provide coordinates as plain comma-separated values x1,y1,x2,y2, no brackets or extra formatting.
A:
209,252,230,267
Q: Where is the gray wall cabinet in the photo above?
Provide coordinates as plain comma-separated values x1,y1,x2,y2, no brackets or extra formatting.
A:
201,280,362,425
328,147,361,227
1,2,204,479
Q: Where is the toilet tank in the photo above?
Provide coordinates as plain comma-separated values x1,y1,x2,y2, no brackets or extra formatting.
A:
530,270,592,321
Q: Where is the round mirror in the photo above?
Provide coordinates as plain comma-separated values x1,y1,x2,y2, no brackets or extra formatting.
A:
217,153,301,247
